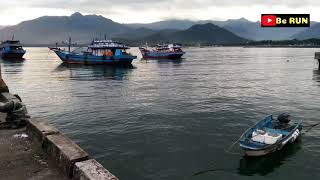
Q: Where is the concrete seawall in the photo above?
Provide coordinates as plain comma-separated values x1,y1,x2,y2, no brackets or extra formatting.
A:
26,118,119,180
1,64,119,180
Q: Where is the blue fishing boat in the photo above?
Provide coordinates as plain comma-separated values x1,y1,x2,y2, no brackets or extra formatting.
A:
239,113,302,156
49,39,137,65
0,38,26,59
139,44,185,59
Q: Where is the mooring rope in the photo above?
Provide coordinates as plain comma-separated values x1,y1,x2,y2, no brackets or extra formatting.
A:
224,135,244,155
192,168,235,176
224,121,259,155
302,123,320,133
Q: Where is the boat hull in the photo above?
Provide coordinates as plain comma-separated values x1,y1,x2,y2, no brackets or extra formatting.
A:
50,48,136,65
243,142,285,156
243,135,300,156
0,50,25,59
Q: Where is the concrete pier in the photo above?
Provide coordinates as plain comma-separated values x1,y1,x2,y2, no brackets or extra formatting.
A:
26,118,119,180
0,64,120,179
0,114,69,180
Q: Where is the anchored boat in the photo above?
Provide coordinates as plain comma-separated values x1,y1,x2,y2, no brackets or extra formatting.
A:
239,113,302,156
139,43,185,59
0,39,26,59
49,39,137,65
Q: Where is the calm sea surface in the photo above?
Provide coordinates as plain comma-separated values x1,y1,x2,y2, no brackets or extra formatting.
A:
1,47,320,180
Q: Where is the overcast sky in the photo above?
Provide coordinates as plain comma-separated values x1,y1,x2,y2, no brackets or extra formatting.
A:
0,0,318,25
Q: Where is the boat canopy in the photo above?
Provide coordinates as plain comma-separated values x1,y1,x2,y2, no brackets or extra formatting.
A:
88,40,129,49
168,43,182,48
0,40,22,47
156,43,183,50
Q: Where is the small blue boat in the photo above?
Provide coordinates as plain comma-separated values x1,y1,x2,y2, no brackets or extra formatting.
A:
0,39,26,59
239,113,302,156
139,44,185,59
49,39,137,65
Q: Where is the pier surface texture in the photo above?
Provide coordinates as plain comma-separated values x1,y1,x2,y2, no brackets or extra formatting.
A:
0,113,70,180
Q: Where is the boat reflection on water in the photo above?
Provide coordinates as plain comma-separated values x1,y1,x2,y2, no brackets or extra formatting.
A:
0,58,25,75
312,70,320,83
140,58,184,65
54,63,135,81
156,58,184,65
238,138,302,176
0,57,25,62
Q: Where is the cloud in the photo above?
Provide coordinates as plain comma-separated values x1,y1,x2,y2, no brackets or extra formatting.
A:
17,0,320,9
0,0,317,25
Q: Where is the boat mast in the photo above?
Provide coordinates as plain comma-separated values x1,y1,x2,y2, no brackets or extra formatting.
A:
68,37,71,53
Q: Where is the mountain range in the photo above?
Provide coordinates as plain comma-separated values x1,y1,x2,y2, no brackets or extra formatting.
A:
0,12,319,45
117,23,246,46
126,18,317,41
0,12,130,44
292,23,320,40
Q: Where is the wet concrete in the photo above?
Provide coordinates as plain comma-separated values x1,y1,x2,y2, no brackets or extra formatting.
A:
0,113,70,180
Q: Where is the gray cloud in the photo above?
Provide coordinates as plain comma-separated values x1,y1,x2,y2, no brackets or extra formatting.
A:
11,0,320,11
19,0,320,7
0,0,317,25
9,0,314,19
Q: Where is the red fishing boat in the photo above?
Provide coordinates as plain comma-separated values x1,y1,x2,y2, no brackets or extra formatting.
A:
139,44,185,59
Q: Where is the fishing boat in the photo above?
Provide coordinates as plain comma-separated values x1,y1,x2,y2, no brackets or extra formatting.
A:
139,43,185,59
49,39,137,65
239,113,302,156
0,38,26,59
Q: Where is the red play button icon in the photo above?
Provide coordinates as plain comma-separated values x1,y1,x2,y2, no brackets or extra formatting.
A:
261,15,277,26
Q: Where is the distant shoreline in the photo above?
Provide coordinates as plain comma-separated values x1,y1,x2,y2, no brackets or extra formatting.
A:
23,44,320,48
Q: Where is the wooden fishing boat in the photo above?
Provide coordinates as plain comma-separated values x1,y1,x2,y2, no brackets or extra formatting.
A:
139,44,185,59
0,38,26,59
49,39,137,65
239,113,302,156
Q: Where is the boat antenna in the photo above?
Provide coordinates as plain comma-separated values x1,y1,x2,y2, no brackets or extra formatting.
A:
104,33,107,40
68,37,71,53
12,34,14,41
